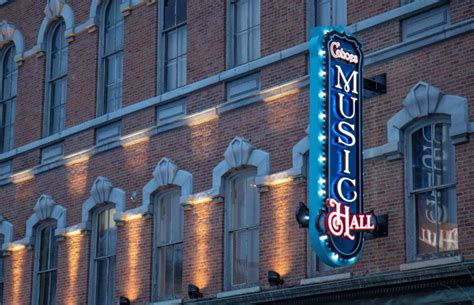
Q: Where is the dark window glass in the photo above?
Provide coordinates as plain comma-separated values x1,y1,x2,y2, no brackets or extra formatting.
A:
101,0,124,115
410,122,457,258
0,45,17,152
45,21,68,136
35,224,58,305
163,0,187,91
155,188,183,300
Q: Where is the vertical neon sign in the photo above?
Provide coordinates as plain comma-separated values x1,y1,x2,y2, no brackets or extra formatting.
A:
309,27,372,267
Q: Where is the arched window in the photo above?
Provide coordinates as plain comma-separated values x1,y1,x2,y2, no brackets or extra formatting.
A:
405,116,458,261
89,206,117,305
44,20,68,136
99,0,124,115
224,168,259,290
0,44,17,153
32,222,58,305
153,187,183,301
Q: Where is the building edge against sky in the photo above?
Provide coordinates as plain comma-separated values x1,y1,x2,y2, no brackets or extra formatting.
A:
0,0,473,304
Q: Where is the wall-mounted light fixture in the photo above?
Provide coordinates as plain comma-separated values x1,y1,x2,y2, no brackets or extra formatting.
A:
295,202,309,228
188,284,203,299
365,214,389,240
268,270,284,287
119,296,130,305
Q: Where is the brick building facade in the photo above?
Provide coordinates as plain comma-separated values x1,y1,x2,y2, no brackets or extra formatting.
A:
0,0,473,304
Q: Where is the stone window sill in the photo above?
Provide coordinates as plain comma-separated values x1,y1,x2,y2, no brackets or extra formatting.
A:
300,272,352,285
400,255,463,271
148,298,182,305
216,286,260,298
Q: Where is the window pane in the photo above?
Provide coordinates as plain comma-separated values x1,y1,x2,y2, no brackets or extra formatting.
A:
177,56,186,89
50,270,57,305
411,125,433,190
166,60,178,91
438,188,458,251
176,0,187,24
166,30,178,62
108,208,117,255
96,259,108,305
97,210,108,257
157,247,167,298
178,26,187,56
247,228,259,283
416,191,438,255
38,272,50,305
232,230,247,285
164,0,176,29
235,31,249,66
235,0,249,32
249,25,260,61
39,226,51,271
107,256,116,305
433,123,451,185
245,175,258,226
250,0,260,27
173,243,183,296
231,176,245,230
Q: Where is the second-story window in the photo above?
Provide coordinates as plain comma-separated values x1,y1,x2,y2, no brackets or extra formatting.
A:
313,0,347,27
229,0,260,67
153,187,183,301
99,0,124,115
406,118,458,261
33,223,58,305
44,21,68,136
162,0,187,92
225,168,259,290
0,44,17,153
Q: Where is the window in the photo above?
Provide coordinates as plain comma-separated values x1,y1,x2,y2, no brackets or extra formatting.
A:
89,207,117,305
44,21,68,136
32,223,58,305
0,44,17,153
153,188,183,301
225,168,259,290
161,0,187,92
313,0,347,27
0,234,4,304
406,118,458,261
99,0,124,115
228,0,260,67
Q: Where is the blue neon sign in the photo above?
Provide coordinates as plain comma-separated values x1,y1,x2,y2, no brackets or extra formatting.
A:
309,27,371,267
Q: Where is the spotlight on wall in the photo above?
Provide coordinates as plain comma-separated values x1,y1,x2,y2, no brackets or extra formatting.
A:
295,202,309,228
268,270,284,287
365,214,389,240
188,284,203,299
119,296,130,305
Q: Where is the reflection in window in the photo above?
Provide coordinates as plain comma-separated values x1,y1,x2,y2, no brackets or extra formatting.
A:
408,122,457,259
90,207,117,305
154,188,183,300
45,21,68,136
0,44,17,153
230,0,260,67
162,0,187,92
225,169,259,290
100,0,124,115
34,224,58,305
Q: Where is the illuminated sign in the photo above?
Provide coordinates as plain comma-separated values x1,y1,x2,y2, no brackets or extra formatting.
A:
309,27,373,267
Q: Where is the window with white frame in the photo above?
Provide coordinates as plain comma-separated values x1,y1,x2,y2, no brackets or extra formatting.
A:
32,222,58,305
153,187,183,301
0,44,17,153
44,20,68,136
99,0,124,115
405,117,458,261
225,168,259,290
89,206,117,305
228,0,260,67
0,233,4,304
312,0,347,27
162,0,187,92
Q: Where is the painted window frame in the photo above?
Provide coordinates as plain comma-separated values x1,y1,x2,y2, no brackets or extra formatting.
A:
88,204,117,305
0,43,17,153
43,19,68,137
224,167,260,291
32,221,58,305
152,186,183,301
157,0,187,93
226,0,261,69
96,0,124,116
404,114,458,262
